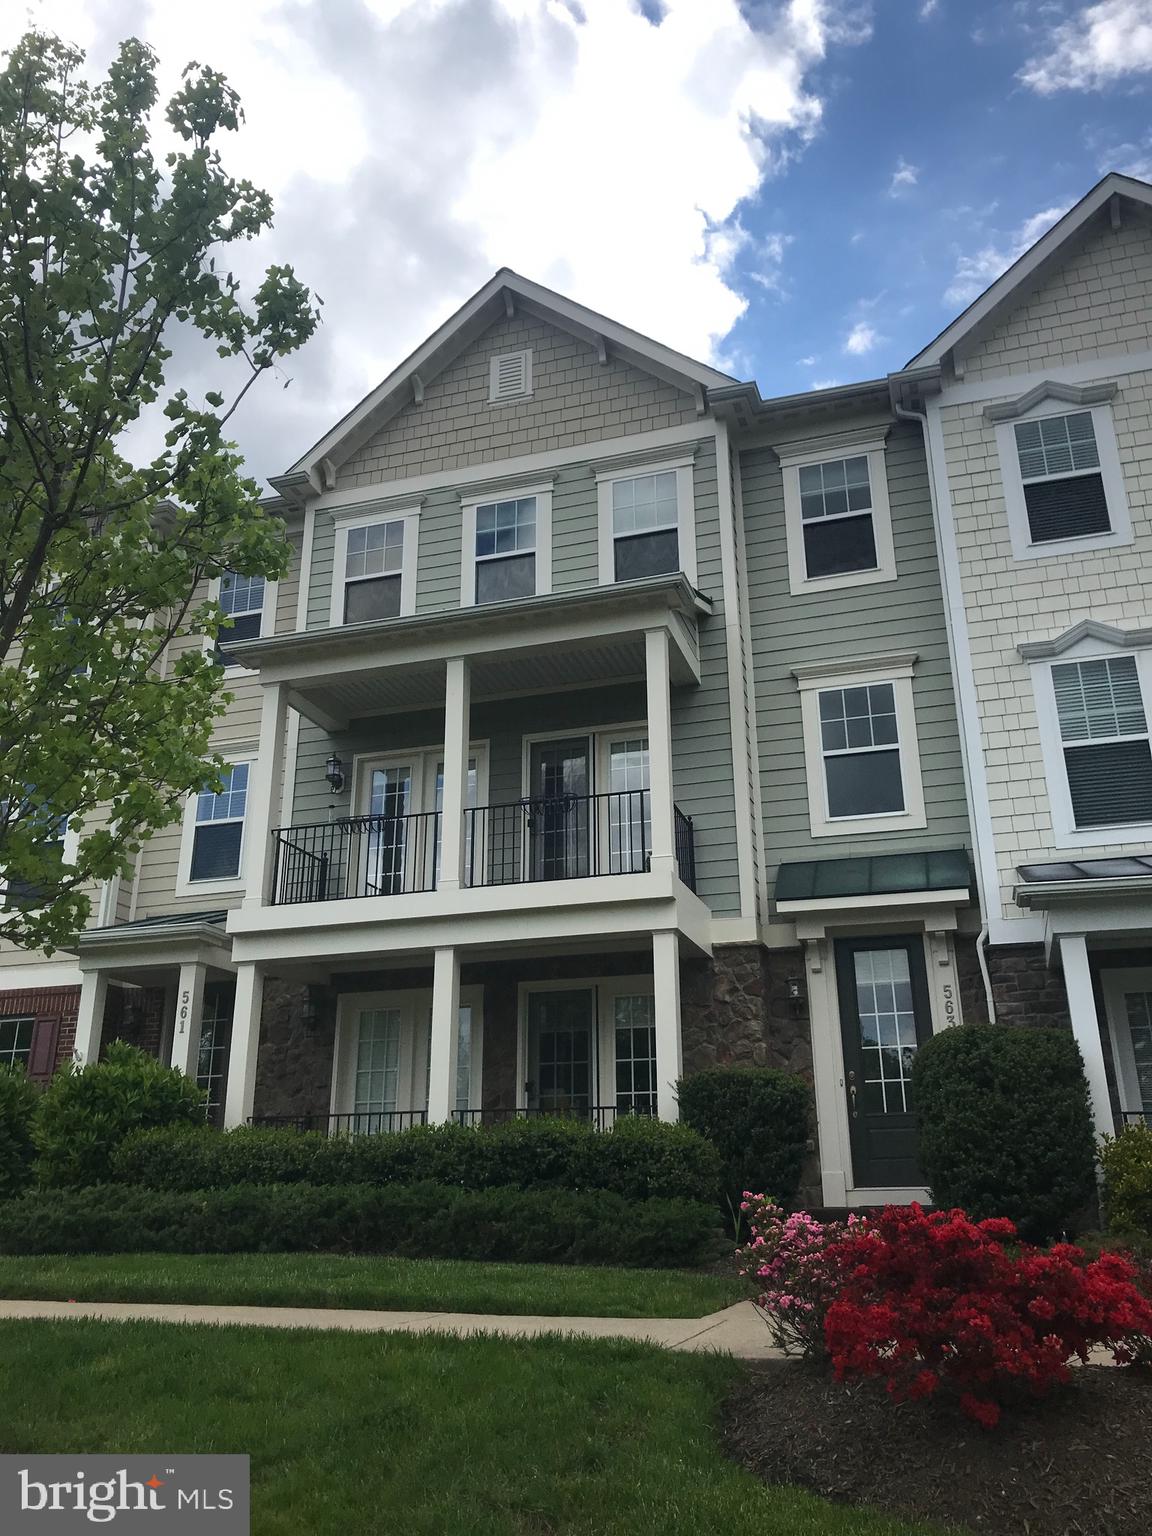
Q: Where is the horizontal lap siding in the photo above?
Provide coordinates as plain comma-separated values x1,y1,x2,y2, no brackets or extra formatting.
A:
741,422,969,892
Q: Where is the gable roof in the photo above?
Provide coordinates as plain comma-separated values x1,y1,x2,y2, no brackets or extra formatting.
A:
905,172,1152,373
275,270,736,497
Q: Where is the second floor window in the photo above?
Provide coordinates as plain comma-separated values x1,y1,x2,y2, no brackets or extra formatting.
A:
818,683,904,819
612,472,679,580
217,572,266,665
799,456,877,579
190,763,249,882
344,520,405,622
1014,411,1110,544
1052,656,1152,828
474,496,536,604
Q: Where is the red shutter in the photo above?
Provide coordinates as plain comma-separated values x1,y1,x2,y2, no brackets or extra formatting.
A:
27,1015,61,1082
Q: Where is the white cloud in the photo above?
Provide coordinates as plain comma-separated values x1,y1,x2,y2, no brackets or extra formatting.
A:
1019,0,1152,94
843,320,881,355
919,0,940,17
797,354,818,366
887,157,919,196
810,377,842,389
0,0,873,480
943,204,1071,306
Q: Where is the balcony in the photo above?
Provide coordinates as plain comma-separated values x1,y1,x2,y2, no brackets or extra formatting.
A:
269,791,696,905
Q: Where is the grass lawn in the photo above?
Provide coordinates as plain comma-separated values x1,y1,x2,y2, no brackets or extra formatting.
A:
0,1319,945,1535
0,1252,744,1317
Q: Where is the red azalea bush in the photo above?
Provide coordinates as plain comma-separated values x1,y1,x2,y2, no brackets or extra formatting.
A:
823,1204,1152,1428
737,1193,860,1359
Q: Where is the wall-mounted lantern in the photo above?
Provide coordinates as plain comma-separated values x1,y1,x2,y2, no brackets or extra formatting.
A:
324,753,345,795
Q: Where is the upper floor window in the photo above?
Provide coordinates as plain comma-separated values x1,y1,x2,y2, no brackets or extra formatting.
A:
461,485,552,607
187,762,249,884
991,393,1131,560
330,508,419,626
794,653,926,838
488,349,532,403
216,572,267,666
1051,656,1152,829
596,458,696,587
780,440,896,596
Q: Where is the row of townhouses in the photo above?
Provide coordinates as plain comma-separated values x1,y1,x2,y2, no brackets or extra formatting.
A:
2,171,1151,1209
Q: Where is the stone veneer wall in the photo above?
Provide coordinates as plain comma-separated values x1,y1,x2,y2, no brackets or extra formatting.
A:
252,978,334,1121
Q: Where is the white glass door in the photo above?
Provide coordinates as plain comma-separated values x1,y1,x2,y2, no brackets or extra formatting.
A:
1102,968,1152,1125
352,1007,401,1132
604,737,650,874
365,764,412,895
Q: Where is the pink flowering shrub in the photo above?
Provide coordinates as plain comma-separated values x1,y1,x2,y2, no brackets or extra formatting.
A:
736,1192,861,1358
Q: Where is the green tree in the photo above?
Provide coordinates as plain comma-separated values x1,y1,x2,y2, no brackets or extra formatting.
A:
0,30,319,950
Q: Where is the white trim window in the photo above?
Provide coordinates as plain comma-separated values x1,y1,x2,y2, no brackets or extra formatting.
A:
330,507,419,626
994,401,1131,560
178,757,253,892
488,349,532,404
0,1016,34,1071
461,485,552,607
1041,653,1152,837
780,441,896,595
796,656,926,838
596,458,696,586
215,571,274,667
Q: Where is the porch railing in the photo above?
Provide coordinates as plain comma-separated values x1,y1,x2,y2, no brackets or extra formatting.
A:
249,1110,429,1135
453,1104,656,1131
1121,1110,1152,1128
270,792,697,903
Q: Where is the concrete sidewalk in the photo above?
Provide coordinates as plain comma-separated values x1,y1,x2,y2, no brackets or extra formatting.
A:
0,1297,780,1359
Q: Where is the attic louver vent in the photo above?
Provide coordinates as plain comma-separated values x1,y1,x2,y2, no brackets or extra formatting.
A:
489,349,532,403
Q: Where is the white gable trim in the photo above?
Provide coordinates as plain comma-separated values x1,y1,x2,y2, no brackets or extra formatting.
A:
1018,619,1152,660
982,379,1118,423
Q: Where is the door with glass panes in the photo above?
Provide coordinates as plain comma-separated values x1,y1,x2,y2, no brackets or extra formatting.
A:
834,936,933,1187
1102,969,1152,1126
359,752,478,895
526,734,650,881
523,982,658,1120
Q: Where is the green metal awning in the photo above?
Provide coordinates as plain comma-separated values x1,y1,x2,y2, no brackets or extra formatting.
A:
775,848,972,903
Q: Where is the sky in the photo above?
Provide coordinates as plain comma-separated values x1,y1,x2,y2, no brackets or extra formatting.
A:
5,0,1152,483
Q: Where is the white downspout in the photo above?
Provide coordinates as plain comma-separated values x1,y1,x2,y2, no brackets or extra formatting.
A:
893,395,997,1025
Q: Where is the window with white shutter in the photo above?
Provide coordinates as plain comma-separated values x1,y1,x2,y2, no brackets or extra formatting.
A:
488,349,532,403
1052,656,1152,828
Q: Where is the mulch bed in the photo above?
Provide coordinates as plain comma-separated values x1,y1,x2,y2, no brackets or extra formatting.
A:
723,1359,1152,1536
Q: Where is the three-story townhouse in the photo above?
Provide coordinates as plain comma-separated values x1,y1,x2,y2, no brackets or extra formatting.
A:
893,171,1152,1145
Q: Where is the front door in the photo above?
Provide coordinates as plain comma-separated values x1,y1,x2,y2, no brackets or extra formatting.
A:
526,988,596,1114
835,935,933,1188
528,739,591,880
1101,968,1152,1125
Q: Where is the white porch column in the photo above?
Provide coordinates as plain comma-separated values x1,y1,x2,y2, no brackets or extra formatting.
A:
427,946,461,1123
223,963,265,1128
652,929,683,1121
438,657,471,892
73,971,108,1066
169,962,208,1079
644,627,676,878
244,680,289,908
1061,933,1115,1141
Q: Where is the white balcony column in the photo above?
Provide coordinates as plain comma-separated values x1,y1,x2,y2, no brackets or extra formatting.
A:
652,929,683,1122
644,626,676,879
169,962,208,1079
438,656,472,892
426,946,462,1123
1060,933,1115,1141
223,963,265,1128
243,680,289,909
73,970,109,1066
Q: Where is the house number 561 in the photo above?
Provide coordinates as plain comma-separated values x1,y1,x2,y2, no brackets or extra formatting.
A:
177,988,190,1035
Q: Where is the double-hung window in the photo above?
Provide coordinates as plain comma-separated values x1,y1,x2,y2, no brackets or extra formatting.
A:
795,655,926,838
781,441,896,594
597,459,695,586
331,508,419,626
462,486,551,606
216,572,267,665
188,762,249,883
1050,656,1152,830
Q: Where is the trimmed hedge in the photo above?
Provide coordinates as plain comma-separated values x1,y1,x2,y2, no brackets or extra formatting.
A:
35,1042,206,1188
912,1023,1097,1241
676,1067,811,1211
0,1181,723,1268
111,1114,721,1203
1101,1123,1152,1237
0,1066,38,1198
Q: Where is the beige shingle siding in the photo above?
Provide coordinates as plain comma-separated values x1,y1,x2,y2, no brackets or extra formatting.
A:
741,419,969,890
338,313,698,487
961,207,1152,381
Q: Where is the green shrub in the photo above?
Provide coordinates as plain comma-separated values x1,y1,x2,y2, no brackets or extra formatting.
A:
676,1067,811,1211
35,1042,206,1188
1101,1123,1152,1237
0,1181,723,1267
112,1114,720,1202
912,1024,1096,1241
0,1066,39,1198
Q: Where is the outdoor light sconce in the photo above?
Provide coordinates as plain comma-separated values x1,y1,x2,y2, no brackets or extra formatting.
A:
324,753,345,794
786,973,807,1020
302,984,330,1030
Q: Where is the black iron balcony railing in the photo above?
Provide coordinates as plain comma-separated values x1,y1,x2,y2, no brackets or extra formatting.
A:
453,1104,656,1132
1121,1109,1152,1127
270,791,697,904
249,1110,429,1135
